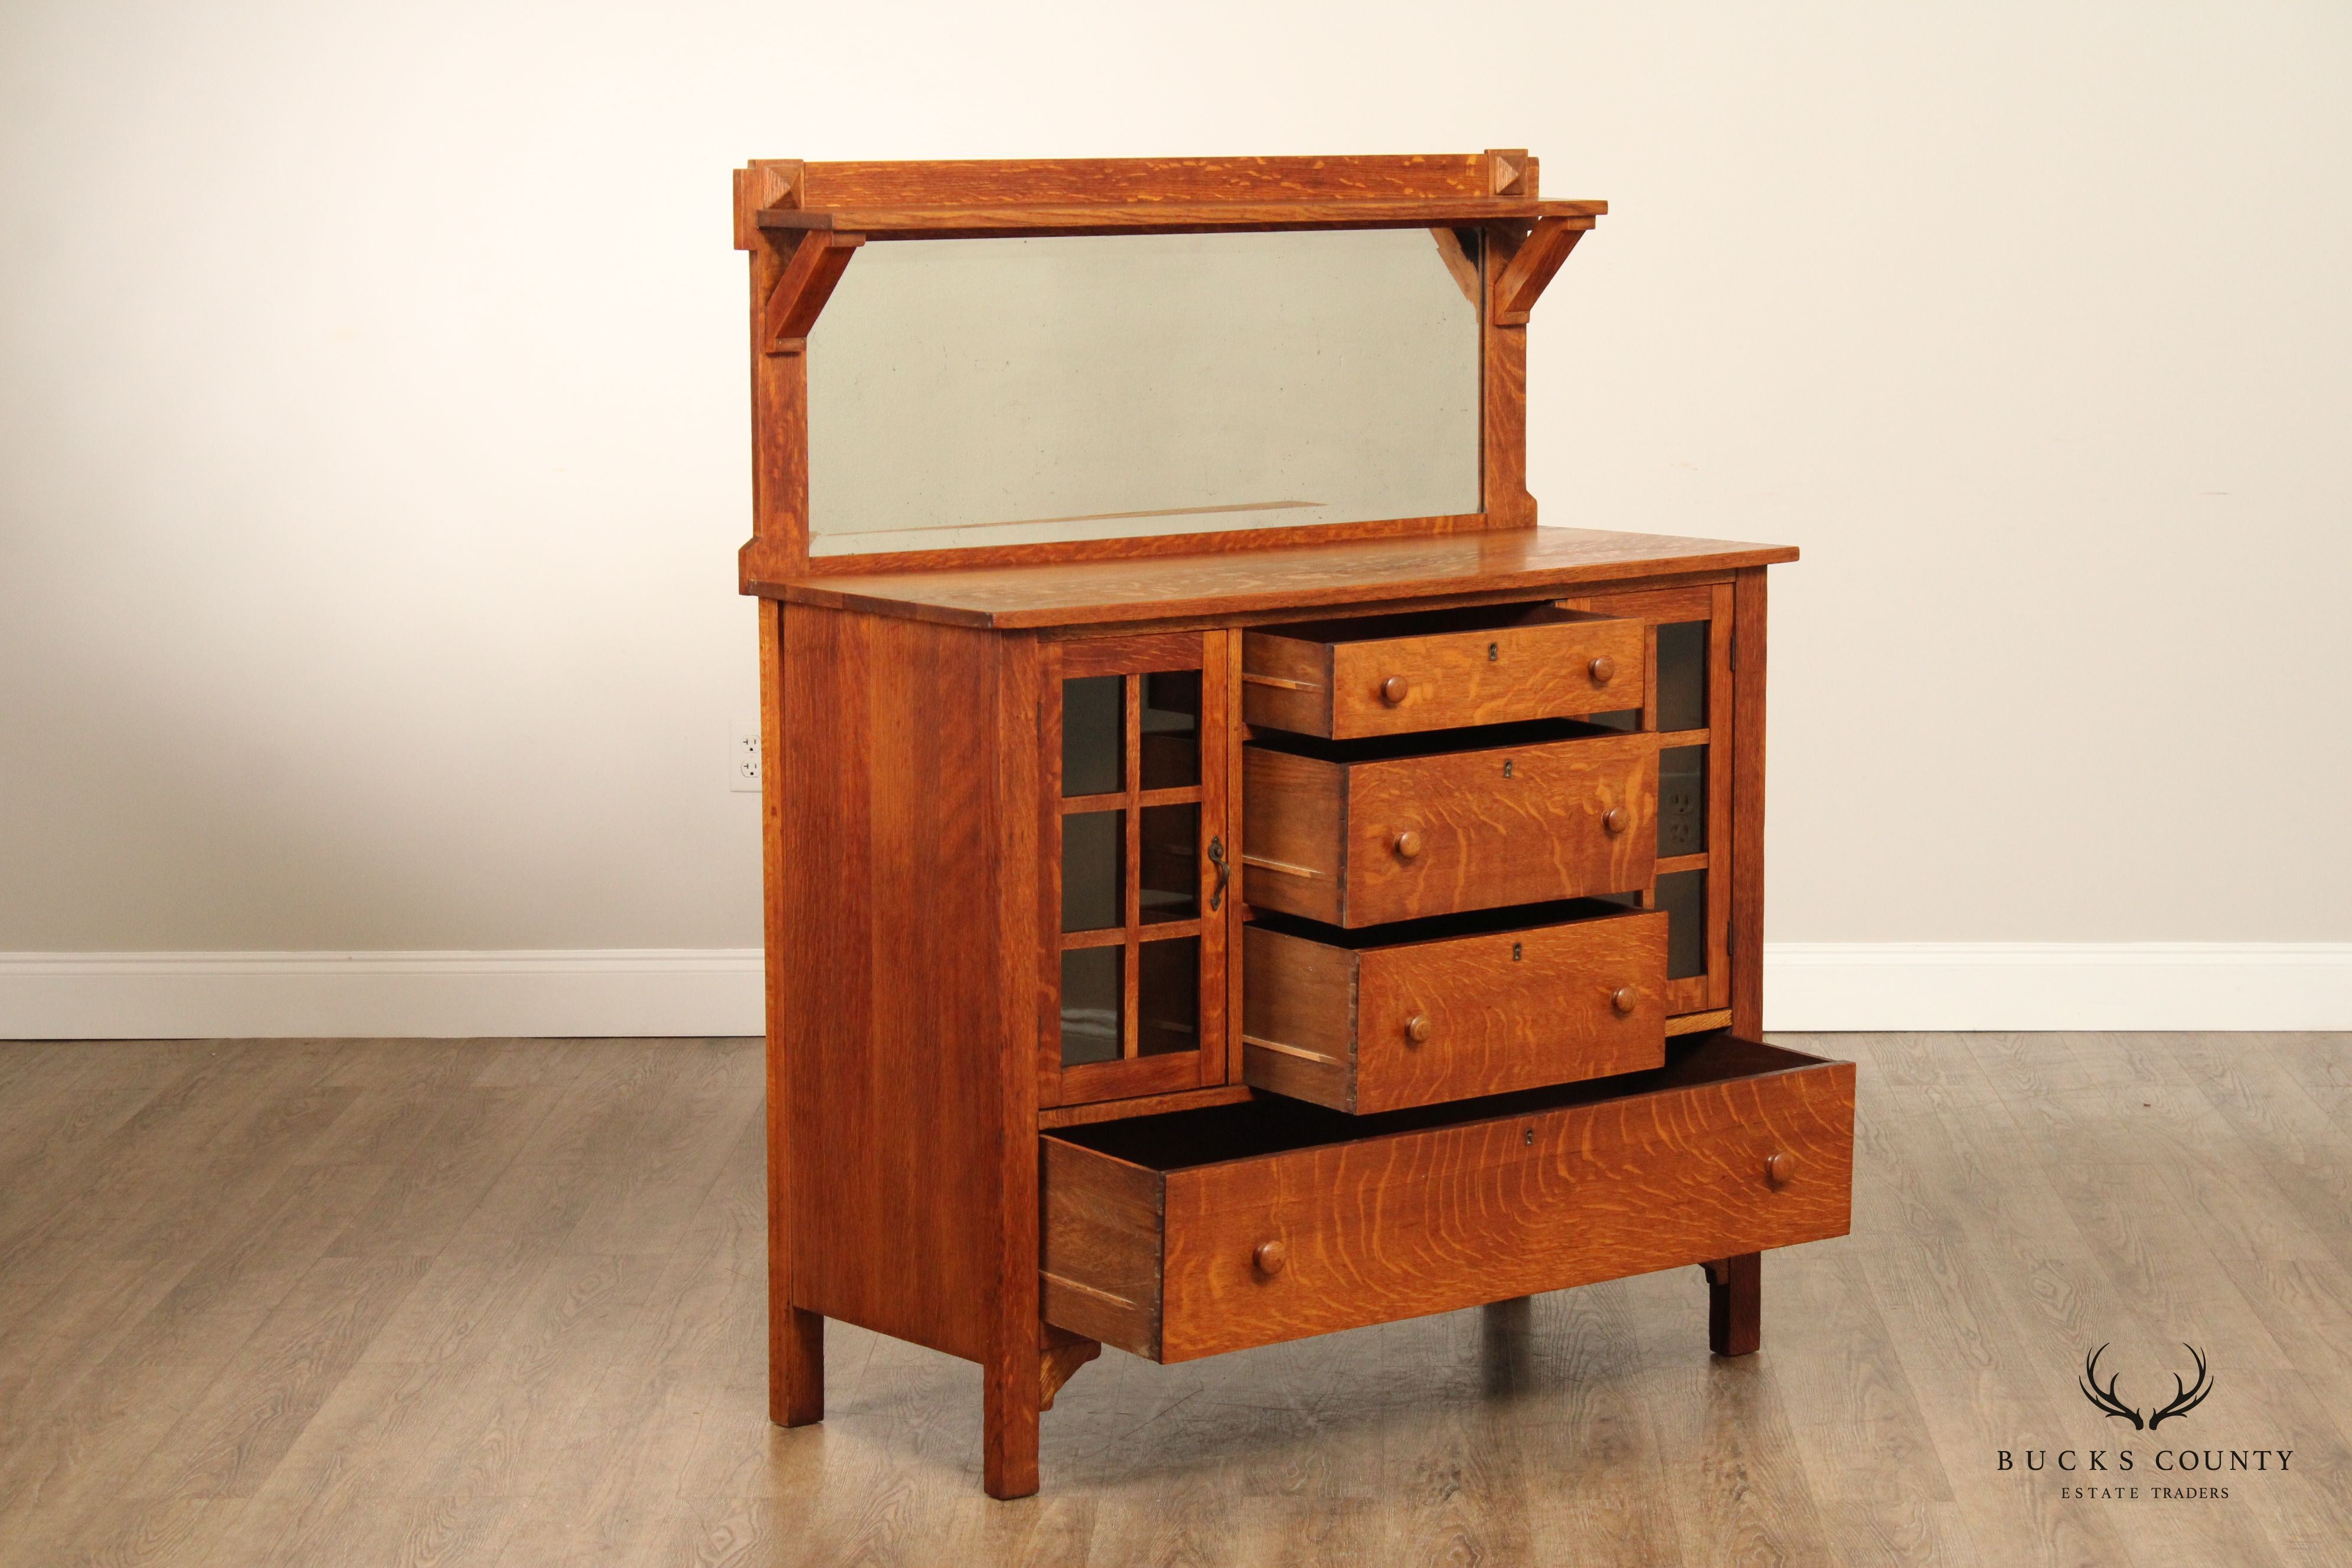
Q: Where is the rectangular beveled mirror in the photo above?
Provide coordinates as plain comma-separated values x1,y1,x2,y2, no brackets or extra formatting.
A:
803,229,1484,557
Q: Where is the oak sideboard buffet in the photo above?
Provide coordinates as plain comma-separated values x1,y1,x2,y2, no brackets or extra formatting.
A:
732,152,1853,1498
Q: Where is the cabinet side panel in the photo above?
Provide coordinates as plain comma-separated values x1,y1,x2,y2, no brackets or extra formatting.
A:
781,604,1003,1361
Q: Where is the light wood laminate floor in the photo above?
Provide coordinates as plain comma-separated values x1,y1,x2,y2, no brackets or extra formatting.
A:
2,1033,2349,1567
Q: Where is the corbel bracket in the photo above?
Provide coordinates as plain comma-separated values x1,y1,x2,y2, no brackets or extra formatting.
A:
1490,216,1588,326
1040,1326,1100,1411
762,230,865,355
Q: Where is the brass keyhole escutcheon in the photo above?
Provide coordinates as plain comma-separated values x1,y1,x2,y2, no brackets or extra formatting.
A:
1602,807,1629,836
1502,758,1514,779
1588,655,1616,685
1404,1014,1432,1044
1611,986,1636,1015
1393,829,1424,860
1488,642,1500,662
1511,942,1523,962
1380,675,1409,705
1253,1239,1288,1276
1765,1152,1794,1188
1523,1127,1534,1147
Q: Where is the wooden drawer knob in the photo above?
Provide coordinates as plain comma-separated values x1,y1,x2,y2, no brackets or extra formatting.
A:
1588,655,1616,685
1380,675,1410,705
1610,986,1636,1015
1253,1239,1288,1276
1404,1013,1432,1044
1765,1152,1794,1188
1393,829,1424,860
1602,807,1629,836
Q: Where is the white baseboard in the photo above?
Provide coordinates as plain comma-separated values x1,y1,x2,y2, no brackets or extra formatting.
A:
1764,942,2352,1032
1,943,2344,1041
0,950,765,1040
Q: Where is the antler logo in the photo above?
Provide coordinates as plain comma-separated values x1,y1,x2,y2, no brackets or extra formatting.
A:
2079,1344,2214,1430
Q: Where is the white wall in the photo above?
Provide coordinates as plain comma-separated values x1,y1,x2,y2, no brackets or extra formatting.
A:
3,1,2347,1031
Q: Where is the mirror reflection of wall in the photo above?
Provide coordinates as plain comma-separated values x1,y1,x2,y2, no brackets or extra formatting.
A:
806,228,1484,556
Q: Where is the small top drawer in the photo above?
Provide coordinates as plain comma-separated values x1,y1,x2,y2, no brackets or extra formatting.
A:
1244,602,1645,739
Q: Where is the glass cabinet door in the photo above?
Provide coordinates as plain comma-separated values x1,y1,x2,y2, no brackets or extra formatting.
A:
1041,631,1234,1107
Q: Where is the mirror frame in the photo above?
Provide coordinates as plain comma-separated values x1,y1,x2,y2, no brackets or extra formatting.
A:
731,152,1605,586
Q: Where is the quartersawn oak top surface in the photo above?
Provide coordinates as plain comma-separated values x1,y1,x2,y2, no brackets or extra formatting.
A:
755,528,1799,629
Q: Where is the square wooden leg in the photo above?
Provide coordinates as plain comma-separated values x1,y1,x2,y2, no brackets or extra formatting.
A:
1704,1252,1762,1357
984,1343,1041,1499
772,1304,823,1426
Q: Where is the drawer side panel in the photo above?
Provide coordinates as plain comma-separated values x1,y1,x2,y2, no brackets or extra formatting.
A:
1040,1138,1165,1358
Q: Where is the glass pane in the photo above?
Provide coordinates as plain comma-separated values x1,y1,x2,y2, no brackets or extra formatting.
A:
1060,947,1122,1066
808,231,1482,557
1061,812,1124,933
1139,671,1201,789
1583,709,1640,733
1657,868,1708,980
1657,621,1710,733
1139,803,1199,923
1061,676,1123,796
1137,936,1200,1056
1660,746,1708,857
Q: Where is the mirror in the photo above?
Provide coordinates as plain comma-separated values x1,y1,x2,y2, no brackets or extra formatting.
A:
806,228,1484,556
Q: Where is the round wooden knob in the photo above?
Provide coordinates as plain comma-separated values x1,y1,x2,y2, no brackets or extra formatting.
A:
1611,986,1636,1015
1393,829,1423,860
1765,1152,1794,1188
1380,675,1409,705
1602,807,1629,836
1404,1013,1432,1044
1588,655,1616,685
1253,1239,1288,1276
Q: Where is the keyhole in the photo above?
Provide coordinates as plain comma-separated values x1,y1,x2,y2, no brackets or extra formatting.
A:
1512,943,1523,962
1488,642,1500,662
1523,1127,1534,1146
1502,758,1514,779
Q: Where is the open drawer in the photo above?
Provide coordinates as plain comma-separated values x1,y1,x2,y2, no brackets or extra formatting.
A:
1244,901,1666,1113
1243,602,1644,739
1244,721,1657,927
1041,1035,1854,1363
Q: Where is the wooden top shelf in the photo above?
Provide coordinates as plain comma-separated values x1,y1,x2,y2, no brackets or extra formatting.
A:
754,528,1799,629
757,198,1606,241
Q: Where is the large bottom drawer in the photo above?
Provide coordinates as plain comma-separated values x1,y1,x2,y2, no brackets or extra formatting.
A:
1041,1035,1854,1363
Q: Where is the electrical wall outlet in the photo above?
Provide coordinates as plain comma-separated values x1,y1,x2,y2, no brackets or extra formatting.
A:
731,721,763,792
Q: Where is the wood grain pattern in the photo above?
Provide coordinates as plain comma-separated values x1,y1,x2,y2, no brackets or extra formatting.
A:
985,631,1044,1498
778,606,1008,1363
1040,1038,1854,1364
759,527,1799,629
1239,925,1360,1109
1491,217,1586,325
1481,223,1534,527
1157,1047,1851,1363
1244,910,1667,1113
792,153,1523,207
1287,729,1660,927
1245,606,1644,739
1352,909,1667,1113
1039,1138,1162,1353
758,597,822,1427
762,230,864,352
1238,747,1347,925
